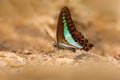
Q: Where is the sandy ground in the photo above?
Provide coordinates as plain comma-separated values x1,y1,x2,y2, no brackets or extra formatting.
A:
0,0,120,80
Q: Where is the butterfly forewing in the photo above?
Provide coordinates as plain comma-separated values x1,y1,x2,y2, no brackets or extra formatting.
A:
56,7,75,47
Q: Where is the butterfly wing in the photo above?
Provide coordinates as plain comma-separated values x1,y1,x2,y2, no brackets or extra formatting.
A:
56,7,81,50
56,7,75,48
56,7,66,45
56,7,93,51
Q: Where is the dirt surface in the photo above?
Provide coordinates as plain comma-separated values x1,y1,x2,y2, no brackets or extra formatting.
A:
0,0,120,80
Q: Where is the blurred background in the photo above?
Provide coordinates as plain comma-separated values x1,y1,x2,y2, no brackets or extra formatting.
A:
0,0,120,56
0,0,120,80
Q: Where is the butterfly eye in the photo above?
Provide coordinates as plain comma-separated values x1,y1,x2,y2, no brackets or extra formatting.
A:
54,43,58,47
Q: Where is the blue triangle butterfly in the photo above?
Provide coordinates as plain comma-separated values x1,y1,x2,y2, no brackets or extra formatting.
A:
54,7,94,52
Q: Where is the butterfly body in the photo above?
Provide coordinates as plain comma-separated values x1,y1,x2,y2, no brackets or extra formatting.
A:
54,7,93,52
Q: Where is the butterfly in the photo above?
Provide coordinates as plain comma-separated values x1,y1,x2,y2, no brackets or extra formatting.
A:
54,7,94,52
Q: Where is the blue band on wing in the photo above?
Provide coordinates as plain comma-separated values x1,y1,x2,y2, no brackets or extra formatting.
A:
62,13,83,49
